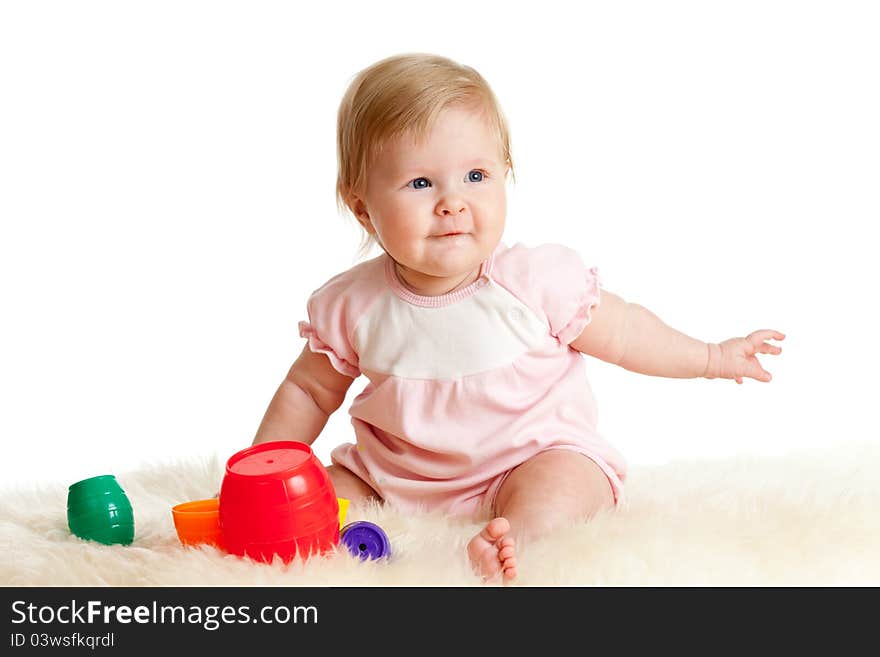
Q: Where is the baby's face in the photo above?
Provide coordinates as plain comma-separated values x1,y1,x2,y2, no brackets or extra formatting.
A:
352,106,508,283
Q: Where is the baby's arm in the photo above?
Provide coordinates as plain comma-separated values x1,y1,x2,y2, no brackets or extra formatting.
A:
571,290,784,382
253,345,355,446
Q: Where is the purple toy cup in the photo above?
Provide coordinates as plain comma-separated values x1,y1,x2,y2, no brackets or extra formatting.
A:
340,521,391,560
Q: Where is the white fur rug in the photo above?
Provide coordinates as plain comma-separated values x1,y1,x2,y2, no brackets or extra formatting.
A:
2,444,878,586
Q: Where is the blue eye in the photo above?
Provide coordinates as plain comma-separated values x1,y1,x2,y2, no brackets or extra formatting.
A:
408,177,431,190
468,170,484,182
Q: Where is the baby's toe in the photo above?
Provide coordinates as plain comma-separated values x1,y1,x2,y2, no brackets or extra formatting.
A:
484,517,510,541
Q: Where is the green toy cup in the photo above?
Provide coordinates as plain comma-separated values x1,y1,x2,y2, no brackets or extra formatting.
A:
67,475,135,545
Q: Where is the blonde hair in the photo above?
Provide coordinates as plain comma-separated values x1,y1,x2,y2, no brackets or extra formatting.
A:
336,53,515,256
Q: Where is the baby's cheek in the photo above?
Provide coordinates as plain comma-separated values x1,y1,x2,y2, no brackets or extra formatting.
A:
390,215,427,243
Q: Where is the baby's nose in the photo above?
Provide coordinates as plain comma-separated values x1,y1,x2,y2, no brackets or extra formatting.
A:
436,197,467,215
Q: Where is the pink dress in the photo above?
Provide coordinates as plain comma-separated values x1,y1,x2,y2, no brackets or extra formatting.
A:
298,242,627,517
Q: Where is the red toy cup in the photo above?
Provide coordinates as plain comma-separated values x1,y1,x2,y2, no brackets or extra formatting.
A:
218,441,339,563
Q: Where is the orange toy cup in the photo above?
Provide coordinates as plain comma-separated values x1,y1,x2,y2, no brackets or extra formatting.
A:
218,440,339,563
171,498,223,548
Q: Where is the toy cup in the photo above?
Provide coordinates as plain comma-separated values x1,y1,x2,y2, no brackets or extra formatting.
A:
337,497,350,528
218,441,339,563
171,498,223,548
67,475,135,545
340,521,391,560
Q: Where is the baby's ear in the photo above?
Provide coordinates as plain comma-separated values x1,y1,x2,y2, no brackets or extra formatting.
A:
349,196,375,234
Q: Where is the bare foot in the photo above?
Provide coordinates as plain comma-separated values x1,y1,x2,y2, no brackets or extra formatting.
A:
467,517,517,582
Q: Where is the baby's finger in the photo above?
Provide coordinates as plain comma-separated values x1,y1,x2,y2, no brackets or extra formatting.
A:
749,329,785,345
747,359,773,382
755,342,783,355
738,357,770,382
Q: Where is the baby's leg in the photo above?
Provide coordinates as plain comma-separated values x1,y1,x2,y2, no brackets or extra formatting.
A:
468,450,614,582
326,464,381,507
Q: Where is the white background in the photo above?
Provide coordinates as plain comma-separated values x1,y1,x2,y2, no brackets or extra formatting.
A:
1,1,877,489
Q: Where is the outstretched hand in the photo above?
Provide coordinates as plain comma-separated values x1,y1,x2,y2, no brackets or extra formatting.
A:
707,330,785,384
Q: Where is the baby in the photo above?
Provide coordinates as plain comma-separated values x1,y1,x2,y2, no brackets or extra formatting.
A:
252,53,784,581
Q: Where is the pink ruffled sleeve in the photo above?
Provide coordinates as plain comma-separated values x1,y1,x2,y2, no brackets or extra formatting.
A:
553,264,602,345
297,278,361,378
492,243,602,346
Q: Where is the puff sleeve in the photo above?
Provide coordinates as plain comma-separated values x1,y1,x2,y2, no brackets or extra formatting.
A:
552,262,602,345
492,243,602,346
297,274,361,378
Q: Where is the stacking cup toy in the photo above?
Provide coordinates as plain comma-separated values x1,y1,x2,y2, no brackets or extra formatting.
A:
337,497,350,528
67,475,135,545
171,498,223,548
340,521,391,560
218,441,339,563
